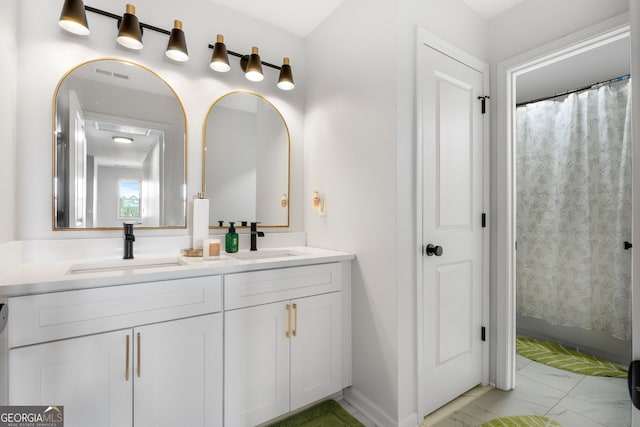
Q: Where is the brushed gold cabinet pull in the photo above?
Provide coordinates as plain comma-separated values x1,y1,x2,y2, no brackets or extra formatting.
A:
292,303,298,337
125,334,130,381
286,304,291,338
136,332,141,378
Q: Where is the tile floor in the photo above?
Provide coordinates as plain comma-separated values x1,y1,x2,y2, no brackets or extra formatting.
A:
422,355,631,427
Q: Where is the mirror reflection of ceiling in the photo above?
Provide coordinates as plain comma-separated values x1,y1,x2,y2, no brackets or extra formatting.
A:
66,61,178,168
83,115,163,168
516,36,630,104
71,60,171,96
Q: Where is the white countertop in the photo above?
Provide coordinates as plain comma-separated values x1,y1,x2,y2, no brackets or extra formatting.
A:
0,246,354,298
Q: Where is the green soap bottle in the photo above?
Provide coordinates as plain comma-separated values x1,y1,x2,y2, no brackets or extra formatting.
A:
225,222,239,253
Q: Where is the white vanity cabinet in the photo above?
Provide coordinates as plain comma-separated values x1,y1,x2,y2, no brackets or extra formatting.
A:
223,263,346,427
10,329,133,427
8,275,223,427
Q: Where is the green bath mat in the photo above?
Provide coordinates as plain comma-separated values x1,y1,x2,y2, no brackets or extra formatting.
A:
481,415,561,426
516,337,627,378
266,400,364,427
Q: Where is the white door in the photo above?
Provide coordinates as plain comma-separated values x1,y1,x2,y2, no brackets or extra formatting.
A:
225,302,290,427
290,292,342,410
10,330,133,427
420,42,486,414
134,314,223,427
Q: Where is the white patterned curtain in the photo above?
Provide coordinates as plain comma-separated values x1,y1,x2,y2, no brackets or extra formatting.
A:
516,79,632,340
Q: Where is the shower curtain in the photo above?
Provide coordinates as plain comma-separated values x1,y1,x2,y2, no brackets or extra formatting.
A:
516,79,632,340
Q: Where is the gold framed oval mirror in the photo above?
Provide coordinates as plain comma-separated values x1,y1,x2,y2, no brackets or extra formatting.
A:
53,58,187,230
203,91,290,228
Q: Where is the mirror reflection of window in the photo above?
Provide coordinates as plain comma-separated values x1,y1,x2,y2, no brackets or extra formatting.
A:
118,179,141,220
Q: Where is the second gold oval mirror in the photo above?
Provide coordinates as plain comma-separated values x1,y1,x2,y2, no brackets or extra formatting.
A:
203,92,290,228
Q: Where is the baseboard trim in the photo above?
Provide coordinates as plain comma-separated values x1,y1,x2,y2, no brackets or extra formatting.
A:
344,387,399,427
399,412,419,427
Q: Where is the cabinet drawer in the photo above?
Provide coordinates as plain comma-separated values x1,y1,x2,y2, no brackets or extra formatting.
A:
224,263,341,310
9,275,221,348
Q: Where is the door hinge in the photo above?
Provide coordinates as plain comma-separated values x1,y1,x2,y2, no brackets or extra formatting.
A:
478,96,490,114
481,213,486,228
481,326,486,342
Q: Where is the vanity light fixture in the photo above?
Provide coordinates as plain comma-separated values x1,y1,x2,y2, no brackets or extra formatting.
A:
207,39,294,90
58,0,90,35
58,2,191,61
209,35,230,72
277,57,295,90
113,136,134,144
243,47,265,82
117,4,144,50
165,20,189,62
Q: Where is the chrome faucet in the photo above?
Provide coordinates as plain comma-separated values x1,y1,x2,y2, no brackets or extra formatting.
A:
123,223,135,259
250,222,265,251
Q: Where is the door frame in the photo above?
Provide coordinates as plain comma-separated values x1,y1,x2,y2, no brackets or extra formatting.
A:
415,28,490,417
494,13,630,391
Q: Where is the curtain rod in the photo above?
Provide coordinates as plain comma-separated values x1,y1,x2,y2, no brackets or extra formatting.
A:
516,74,631,107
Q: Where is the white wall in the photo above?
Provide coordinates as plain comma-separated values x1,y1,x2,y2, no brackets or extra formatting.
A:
305,0,487,424
14,0,305,240
0,0,17,244
304,0,399,423
488,0,629,65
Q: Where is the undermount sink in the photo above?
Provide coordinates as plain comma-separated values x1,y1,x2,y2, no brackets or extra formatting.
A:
226,249,300,261
67,257,188,275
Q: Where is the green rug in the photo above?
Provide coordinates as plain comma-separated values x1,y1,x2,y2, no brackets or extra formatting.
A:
266,400,364,427
516,337,627,378
481,415,561,426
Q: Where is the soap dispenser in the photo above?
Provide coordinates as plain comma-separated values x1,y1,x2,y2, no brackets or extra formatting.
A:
225,222,239,253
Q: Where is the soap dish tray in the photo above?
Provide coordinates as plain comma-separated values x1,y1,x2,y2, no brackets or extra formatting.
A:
181,248,203,257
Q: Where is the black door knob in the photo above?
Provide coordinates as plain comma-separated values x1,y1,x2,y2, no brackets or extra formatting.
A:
625,241,633,250
425,244,443,257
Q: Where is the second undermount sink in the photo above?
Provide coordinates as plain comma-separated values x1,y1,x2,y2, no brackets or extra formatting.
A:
67,257,188,275
226,249,301,261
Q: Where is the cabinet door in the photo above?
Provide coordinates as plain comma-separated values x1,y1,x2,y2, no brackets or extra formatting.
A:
225,302,290,427
290,292,342,410
134,314,222,427
10,330,133,427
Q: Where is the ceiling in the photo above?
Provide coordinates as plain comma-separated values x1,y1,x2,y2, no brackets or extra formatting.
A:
206,0,525,37
207,0,344,37
203,0,628,104
462,0,525,19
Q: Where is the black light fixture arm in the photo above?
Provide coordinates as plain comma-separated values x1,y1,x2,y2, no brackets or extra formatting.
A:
208,43,282,70
84,5,170,36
